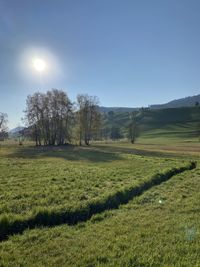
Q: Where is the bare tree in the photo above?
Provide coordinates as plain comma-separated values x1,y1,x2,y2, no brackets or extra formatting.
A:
24,90,101,146
76,94,101,145
24,89,73,146
46,89,73,145
25,92,43,145
128,109,145,144
0,112,8,141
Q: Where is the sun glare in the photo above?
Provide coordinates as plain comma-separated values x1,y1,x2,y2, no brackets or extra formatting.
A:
20,47,60,80
33,58,46,72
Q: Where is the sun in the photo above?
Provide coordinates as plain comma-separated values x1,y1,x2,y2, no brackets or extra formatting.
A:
33,58,46,72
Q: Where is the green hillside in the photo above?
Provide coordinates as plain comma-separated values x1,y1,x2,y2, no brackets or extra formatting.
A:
102,106,200,142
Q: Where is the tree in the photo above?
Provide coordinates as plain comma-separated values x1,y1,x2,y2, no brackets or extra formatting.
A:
46,89,73,145
76,94,101,145
0,113,8,141
128,109,145,144
110,126,122,140
25,92,43,145
24,89,73,146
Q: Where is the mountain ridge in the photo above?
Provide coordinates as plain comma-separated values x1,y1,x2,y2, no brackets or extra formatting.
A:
150,94,200,109
99,94,200,113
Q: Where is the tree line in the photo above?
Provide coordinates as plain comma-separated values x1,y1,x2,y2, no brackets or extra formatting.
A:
0,90,148,145
24,89,101,146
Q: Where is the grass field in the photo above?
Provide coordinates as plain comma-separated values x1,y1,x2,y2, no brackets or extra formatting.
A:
0,143,184,217
0,140,199,266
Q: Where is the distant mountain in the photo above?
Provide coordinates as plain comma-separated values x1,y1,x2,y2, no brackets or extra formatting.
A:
99,106,139,113
150,94,200,109
9,126,25,137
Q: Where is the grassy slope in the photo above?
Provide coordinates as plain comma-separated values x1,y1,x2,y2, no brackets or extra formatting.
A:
0,144,199,266
103,106,200,142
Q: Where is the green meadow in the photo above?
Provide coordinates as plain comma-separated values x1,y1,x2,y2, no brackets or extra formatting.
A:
0,143,182,218
0,136,199,266
0,107,199,265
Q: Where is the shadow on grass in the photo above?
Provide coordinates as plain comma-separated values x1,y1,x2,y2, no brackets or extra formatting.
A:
6,144,123,163
93,142,200,159
92,144,174,158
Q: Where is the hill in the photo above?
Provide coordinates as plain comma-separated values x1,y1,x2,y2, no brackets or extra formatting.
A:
102,106,200,142
150,94,200,109
9,126,25,138
100,94,200,113
99,106,138,113
9,126,24,134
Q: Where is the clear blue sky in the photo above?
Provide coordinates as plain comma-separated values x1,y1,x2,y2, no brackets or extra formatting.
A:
0,0,200,129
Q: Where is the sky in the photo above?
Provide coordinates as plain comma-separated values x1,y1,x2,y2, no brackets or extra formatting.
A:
0,0,200,129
